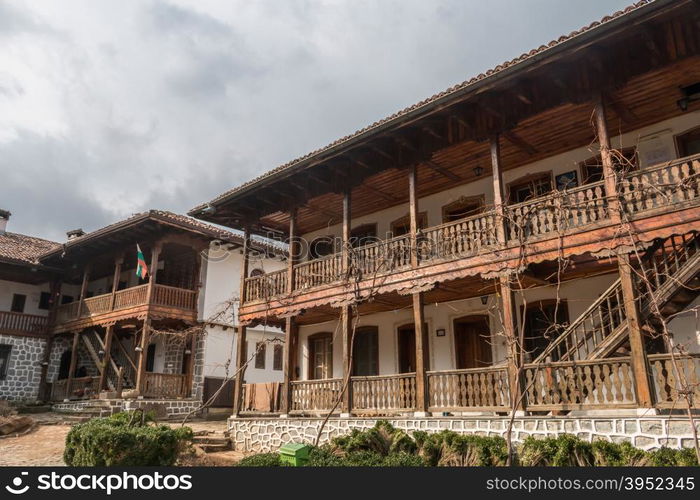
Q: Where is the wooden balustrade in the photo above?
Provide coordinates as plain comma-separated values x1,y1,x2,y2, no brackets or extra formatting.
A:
152,284,198,309
294,254,342,290
80,294,113,317
352,235,413,277
290,378,342,413
55,302,79,324
427,367,510,411
0,311,48,334
113,284,148,310
523,358,637,409
351,373,416,413
648,353,700,409
420,212,499,262
244,269,288,302
620,155,700,216
143,372,188,398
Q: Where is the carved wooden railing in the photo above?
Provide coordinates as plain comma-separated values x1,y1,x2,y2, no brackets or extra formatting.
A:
244,269,288,302
648,353,700,409
290,378,342,413
143,372,188,398
523,358,637,409
351,373,416,413
427,366,510,411
294,254,342,290
55,302,80,324
619,154,700,216
80,294,113,317
113,284,148,310
419,211,499,262
241,155,700,304
152,284,198,310
0,311,48,334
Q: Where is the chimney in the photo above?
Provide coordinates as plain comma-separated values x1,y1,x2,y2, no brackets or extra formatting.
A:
66,228,85,240
0,209,10,235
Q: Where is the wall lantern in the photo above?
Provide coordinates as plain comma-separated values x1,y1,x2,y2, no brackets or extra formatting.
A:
473,165,484,177
480,295,489,305
184,349,192,355
436,329,446,337
677,82,700,111
135,346,143,352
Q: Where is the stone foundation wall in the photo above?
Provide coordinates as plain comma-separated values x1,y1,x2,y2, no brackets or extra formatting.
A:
228,416,700,453
0,334,46,401
52,398,202,420
191,334,206,400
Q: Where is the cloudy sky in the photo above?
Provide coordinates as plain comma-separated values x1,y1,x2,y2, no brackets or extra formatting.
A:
1,0,634,241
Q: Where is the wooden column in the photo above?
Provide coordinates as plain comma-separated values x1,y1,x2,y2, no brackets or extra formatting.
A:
145,242,162,305
340,190,354,415
594,93,653,407
232,226,251,416
110,255,124,311
282,210,298,415
491,135,523,410
65,331,80,400
98,325,114,391
75,264,91,319
38,278,62,400
135,319,151,395
408,164,430,414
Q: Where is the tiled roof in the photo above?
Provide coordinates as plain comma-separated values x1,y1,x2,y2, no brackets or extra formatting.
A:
39,210,285,259
0,231,60,266
191,0,655,214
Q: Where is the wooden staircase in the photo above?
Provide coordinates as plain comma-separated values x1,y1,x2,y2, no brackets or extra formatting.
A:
534,233,700,363
82,329,136,393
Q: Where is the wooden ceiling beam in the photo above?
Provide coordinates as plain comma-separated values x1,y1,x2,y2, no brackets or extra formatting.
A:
503,130,538,156
421,160,461,181
602,91,638,124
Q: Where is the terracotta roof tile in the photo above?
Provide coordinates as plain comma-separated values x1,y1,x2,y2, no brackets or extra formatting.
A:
0,231,60,266
191,0,654,214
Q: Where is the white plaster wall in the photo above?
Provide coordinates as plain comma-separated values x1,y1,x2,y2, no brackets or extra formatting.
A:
0,279,51,316
296,272,628,380
299,111,700,251
668,295,700,354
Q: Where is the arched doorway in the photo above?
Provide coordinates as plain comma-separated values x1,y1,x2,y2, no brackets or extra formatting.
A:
453,315,492,369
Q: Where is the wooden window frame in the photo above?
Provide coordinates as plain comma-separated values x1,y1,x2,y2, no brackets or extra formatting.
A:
307,332,333,380
579,147,638,184
352,326,379,376
10,294,26,313
507,171,553,204
255,341,266,369
675,125,700,158
390,212,427,237
308,236,336,260
441,195,485,223
350,223,378,247
273,344,283,371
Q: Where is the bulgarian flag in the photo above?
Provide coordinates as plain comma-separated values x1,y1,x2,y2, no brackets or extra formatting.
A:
136,244,148,280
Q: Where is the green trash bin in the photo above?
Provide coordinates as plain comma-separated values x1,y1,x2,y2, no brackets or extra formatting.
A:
279,443,310,466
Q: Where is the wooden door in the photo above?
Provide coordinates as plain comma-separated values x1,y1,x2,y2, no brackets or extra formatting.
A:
352,327,379,376
453,316,492,369
397,324,416,373
308,332,332,379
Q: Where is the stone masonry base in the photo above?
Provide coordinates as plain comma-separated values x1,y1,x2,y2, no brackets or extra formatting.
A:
228,416,700,453
52,398,202,420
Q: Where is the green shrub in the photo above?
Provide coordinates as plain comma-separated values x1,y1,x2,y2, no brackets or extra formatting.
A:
414,430,507,466
649,447,698,466
381,451,426,467
330,420,416,457
237,453,282,467
591,440,651,466
306,446,344,467
305,446,425,467
519,434,593,466
63,410,193,466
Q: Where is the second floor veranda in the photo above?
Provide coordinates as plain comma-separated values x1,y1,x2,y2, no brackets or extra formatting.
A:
241,154,700,322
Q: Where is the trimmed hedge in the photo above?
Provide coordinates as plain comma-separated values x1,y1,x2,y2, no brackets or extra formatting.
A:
237,421,699,467
63,410,193,466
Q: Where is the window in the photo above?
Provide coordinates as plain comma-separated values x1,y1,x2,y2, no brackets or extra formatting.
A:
522,300,569,362
308,332,333,379
352,326,378,376
38,292,51,310
676,126,700,157
442,196,485,223
390,213,427,237
61,295,74,305
350,223,377,247
10,294,26,313
255,342,266,369
273,344,283,371
146,344,156,372
508,173,553,203
0,345,11,380
309,236,335,259
580,147,638,184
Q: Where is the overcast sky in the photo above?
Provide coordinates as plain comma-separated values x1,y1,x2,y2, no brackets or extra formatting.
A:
1,0,634,241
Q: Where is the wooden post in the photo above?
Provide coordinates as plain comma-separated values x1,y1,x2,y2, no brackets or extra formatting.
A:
110,255,124,311
145,242,162,305
281,210,298,415
98,325,114,391
75,264,91,319
594,93,653,407
65,332,80,400
491,135,523,410
135,319,151,396
232,226,251,416
115,367,124,399
340,190,355,415
38,278,62,400
408,164,430,414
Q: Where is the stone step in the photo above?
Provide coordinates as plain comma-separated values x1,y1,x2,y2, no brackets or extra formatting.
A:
193,436,231,445
196,442,231,453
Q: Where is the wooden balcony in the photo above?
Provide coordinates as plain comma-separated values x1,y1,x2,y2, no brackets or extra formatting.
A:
53,283,198,333
241,155,700,323
0,311,48,336
286,354,699,415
